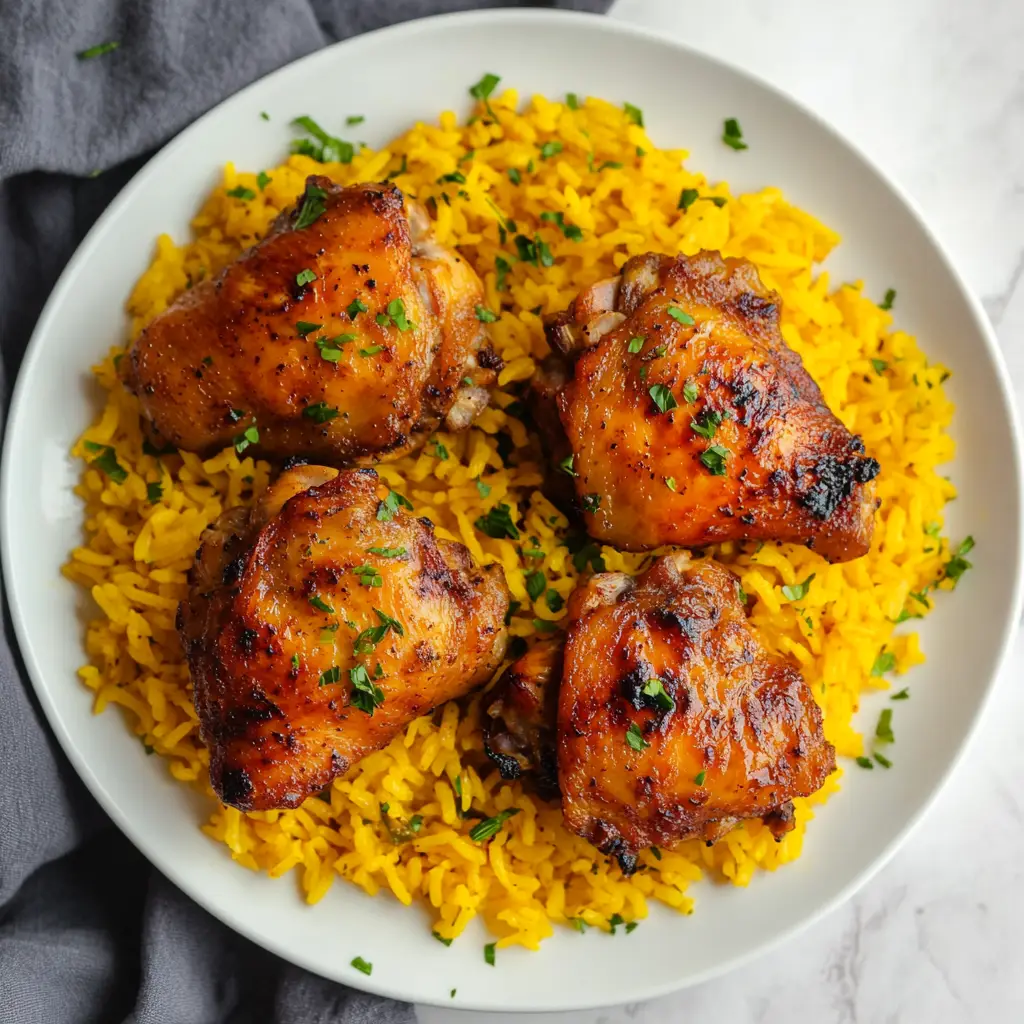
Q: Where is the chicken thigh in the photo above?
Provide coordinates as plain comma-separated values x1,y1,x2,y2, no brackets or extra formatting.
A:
124,177,499,464
178,466,510,810
537,250,880,562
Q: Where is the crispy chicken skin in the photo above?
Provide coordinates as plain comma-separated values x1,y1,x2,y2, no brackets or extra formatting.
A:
538,250,880,562
558,553,834,864
483,636,563,801
123,177,499,464
178,467,510,810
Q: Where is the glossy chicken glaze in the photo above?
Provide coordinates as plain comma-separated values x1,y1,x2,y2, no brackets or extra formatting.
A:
178,467,510,810
539,250,880,562
124,178,499,464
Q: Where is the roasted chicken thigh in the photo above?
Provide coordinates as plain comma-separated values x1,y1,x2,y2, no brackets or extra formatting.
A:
124,178,499,464
537,250,880,562
485,553,834,867
179,466,510,810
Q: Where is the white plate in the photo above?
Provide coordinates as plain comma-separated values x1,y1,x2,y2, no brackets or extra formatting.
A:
2,8,1022,1013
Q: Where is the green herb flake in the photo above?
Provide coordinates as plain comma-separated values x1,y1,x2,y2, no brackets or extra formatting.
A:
469,807,521,843
690,409,723,440
359,344,384,357
648,384,677,414
875,707,895,744
368,545,407,559
260,111,270,121
700,444,729,476
558,454,577,477
627,336,645,354
350,956,372,976
475,503,520,539
233,425,260,454
256,171,272,191
475,304,499,323
319,665,341,686
545,589,564,613
722,117,748,150
641,678,675,712
77,40,120,60
433,932,453,947
891,688,910,700
566,92,580,110
295,268,317,287
597,160,623,171
376,489,414,522
625,722,649,752
525,570,546,601
315,334,355,362
346,114,365,126
309,595,335,614
694,770,707,786
352,564,383,588
226,186,256,201
665,477,677,492
293,182,329,230
146,481,163,503
507,167,522,185
707,196,728,208
623,102,644,127
781,573,815,601
667,305,695,325
855,755,874,769
484,942,497,966
871,650,896,677
678,188,700,211
291,653,300,671
539,141,563,160
944,536,974,585
879,288,896,311
303,402,339,424
681,380,699,404
347,297,368,319
495,255,513,292
295,320,322,337
438,171,466,185
874,751,893,769
475,479,492,498
291,116,354,164
470,73,501,101
871,358,888,375
349,663,385,714
581,493,602,513
82,442,128,484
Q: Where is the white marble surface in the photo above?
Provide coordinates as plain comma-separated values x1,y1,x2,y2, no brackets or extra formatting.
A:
418,0,1024,1021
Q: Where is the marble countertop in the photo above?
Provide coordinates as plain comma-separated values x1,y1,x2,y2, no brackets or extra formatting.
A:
419,0,1024,1021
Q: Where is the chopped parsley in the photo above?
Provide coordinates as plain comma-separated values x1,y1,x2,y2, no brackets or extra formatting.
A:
871,650,896,677
291,115,354,164
346,114,365,126
539,140,563,160
665,477,677,492
293,182,329,230
627,336,645,354
319,665,341,686
532,618,558,634
597,160,623,171
525,571,546,601
566,92,580,110
77,41,119,60
349,663,385,714
667,305,695,325
781,574,815,601
226,185,256,201
944,536,974,585
347,297,368,319
855,756,874,769
316,334,355,362
484,943,497,966
352,564,383,588
350,957,372,976
438,171,466,185
641,678,675,712
690,409,723,440
429,439,449,461
260,111,270,121
359,345,384,357
434,932,453,947
376,489,413,521
648,384,677,414
475,479,491,498
82,442,127,483
879,288,896,311
722,117,748,150
545,590,564,613
495,255,513,291
891,688,910,700
303,402,339,424
295,321,321,337
678,188,700,211
469,807,520,843
353,609,404,656
146,481,163,503
507,167,522,185
539,210,583,241
625,722,649,752
700,444,729,476
558,454,576,476
256,171,271,190
874,751,893,769
233,425,259,454
475,304,499,323
470,73,501,101
295,268,317,287
871,358,888,375
682,380,699,404
623,102,644,127
475,503,520,539
694,771,707,786
309,595,335,614
581,493,602,513
875,708,895,744
707,196,728,208
291,653,300,671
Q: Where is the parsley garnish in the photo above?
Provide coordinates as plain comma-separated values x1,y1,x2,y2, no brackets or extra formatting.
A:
376,489,413,521
315,334,355,362
226,186,255,201
781,574,815,601
438,171,466,185
353,564,383,588
525,570,546,601
700,444,729,475
475,305,498,323
597,161,623,171
539,141,563,160
295,321,321,337
291,116,354,164
146,481,163,503
349,663,385,714
429,439,449,461
581,493,602,513
623,102,644,127
855,756,874,769
309,595,335,614
475,503,520,539
319,666,341,686
469,808,520,843
346,115,365,126
359,345,384,357
83,442,127,483
641,678,675,712
434,932,453,947
347,297,368,319
303,402,339,424
295,268,316,287
871,650,896,677
667,305,694,325
627,336,645,354
665,477,677,492
891,688,910,700
484,943,497,966
707,196,728,208
944,536,974,585
545,590,564,613
256,171,271,190
678,188,699,211
682,380,699,404
722,117,748,150
368,545,407,559
626,722,649,751
879,288,896,311
694,770,707,786
539,211,582,241
475,479,491,498
648,384,677,414
293,182,329,230
871,358,888,375
495,255,512,291
558,454,576,476
567,92,580,109
233,425,259,454
77,41,119,60
690,409,723,440
350,957,372,976
469,73,501,120
507,167,521,185
875,708,895,744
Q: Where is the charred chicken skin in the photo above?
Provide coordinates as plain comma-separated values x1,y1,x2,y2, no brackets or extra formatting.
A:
178,466,510,810
537,250,880,562
485,553,834,868
124,177,499,464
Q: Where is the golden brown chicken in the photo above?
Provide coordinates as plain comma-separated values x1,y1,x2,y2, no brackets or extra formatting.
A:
178,466,510,810
535,250,880,562
485,553,834,869
124,177,500,464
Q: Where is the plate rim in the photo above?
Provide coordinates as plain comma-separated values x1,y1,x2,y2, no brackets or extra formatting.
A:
3,6,1023,1011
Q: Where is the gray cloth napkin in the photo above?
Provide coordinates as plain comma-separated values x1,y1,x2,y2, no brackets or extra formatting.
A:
0,2,609,1021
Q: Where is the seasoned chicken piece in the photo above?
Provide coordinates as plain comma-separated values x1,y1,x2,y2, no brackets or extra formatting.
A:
124,177,499,464
558,552,835,866
483,636,563,801
538,250,880,562
178,467,509,810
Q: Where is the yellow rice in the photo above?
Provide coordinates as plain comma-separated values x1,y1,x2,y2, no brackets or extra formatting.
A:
63,91,961,950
